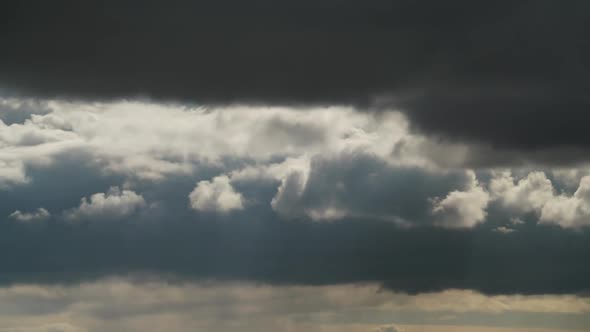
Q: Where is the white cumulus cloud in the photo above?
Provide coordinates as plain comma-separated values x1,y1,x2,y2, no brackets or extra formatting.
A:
432,172,490,229
490,171,554,214
65,187,145,221
189,175,244,213
539,176,590,229
491,171,590,229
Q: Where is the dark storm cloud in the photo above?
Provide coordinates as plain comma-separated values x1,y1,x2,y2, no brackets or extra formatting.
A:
2,0,590,149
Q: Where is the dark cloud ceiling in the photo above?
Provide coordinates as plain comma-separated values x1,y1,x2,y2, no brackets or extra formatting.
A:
2,0,590,149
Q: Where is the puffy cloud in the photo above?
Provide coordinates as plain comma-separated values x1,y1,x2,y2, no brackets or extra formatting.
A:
432,172,490,229
490,171,554,214
10,97,569,190
490,172,590,229
0,98,513,229
189,175,244,213
64,187,145,221
3,96,589,197
539,176,590,229
9,208,50,222
0,99,457,184
0,160,28,188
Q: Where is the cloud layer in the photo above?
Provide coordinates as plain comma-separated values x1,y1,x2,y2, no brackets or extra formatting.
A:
2,1,590,151
2,3,590,329
1,98,590,295
0,279,588,332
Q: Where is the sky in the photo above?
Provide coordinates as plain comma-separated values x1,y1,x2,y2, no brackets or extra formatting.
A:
1,1,590,331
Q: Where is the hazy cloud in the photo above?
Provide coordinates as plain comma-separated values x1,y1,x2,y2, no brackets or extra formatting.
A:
492,226,517,234
9,208,50,222
0,279,588,332
373,325,404,332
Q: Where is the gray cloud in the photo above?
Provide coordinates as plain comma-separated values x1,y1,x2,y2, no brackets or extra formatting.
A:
0,280,588,332
2,1,590,153
0,153,590,295
0,98,590,296
0,97,52,125
265,153,470,224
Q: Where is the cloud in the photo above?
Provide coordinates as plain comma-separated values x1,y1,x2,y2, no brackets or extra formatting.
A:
0,160,28,188
269,159,311,219
0,279,588,332
432,172,490,229
9,208,50,222
2,186,590,296
0,115,77,148
3,96,589,202
1,97,590,295
0,96,52,125
64,187,145,221
0,323,85,332
2,100,454,185
491,172,590,229
492,226,516,234
539,176,590,229
189,175,244,213
490,172,554,214
373,325,404,332
2,1,590,152
265,153,470,223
